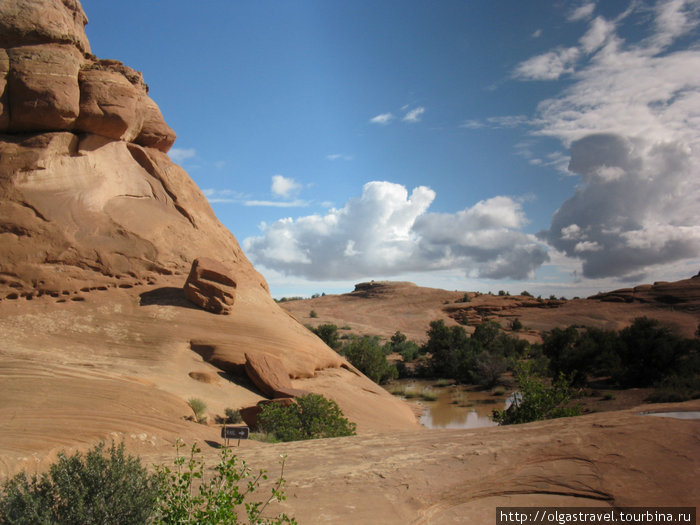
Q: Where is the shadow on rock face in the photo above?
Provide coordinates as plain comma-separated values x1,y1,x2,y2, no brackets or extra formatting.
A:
139,286,200,310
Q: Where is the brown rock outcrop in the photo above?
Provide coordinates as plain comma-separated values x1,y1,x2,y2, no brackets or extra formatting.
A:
244,352,292,398
0,0,175,150
184,258,237,315
0,1,421,473
0,0,91,54
590,273,700,311
0,0,243,297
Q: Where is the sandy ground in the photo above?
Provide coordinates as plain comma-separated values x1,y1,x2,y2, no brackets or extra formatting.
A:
142,400,699,524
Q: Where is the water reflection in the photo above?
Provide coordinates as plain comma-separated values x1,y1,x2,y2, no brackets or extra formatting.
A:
390,380,510,430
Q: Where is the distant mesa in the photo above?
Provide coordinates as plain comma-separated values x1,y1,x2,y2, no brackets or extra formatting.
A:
589,272,700,310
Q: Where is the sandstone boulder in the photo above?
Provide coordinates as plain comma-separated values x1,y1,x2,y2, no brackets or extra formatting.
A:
0,0,91,54
244,352,292,398
75,64,145,141
184,258,237,314
6,44,82,131
134,96,177,153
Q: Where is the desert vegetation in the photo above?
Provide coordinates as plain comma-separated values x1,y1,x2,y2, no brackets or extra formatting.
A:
257,394,356,442
370,316,698,425
0,441,296,525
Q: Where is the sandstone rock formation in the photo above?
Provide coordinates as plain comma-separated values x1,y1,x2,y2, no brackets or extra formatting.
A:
244,352,293,398
0,0,197,299
184,257,237,315
0,0,420,477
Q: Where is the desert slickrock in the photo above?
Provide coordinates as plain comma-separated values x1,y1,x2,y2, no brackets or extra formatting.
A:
0,0,417,480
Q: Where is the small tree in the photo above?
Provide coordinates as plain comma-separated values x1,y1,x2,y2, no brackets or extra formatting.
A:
342,336,398,384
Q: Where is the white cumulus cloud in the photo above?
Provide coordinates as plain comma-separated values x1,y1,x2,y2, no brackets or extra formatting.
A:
244,181,548,281
271,174,301,198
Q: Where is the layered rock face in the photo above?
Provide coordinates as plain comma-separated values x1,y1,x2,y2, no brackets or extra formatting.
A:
0,2,419,462
0,0,263,298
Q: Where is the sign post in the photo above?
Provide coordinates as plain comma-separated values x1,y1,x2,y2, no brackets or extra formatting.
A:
221,425,249,447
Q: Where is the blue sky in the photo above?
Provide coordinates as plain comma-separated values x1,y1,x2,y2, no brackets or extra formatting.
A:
81,0,700,298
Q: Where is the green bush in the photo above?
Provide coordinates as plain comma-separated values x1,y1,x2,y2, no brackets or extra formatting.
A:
257,394,356,442
0,442,156,525
309,310,318,318
492,363,581,425
342,335,398,384
153,440,296,524
311,323,341,349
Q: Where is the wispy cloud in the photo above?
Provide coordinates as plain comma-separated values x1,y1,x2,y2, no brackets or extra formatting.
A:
202,188,247,203
169,148,196,163
244,199,308,208
514,46,581,80
461,115,530,130
532,28,543,38
402,106,425,123
568,2,596,22
326,153,353,161
371,106,427,125
370,112,394,125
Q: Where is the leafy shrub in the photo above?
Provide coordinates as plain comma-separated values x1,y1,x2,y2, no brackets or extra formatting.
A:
342,335,398,384
492,363,581,425
0,442,156,525
153,440,296,524
224,408,242,424
520,290,533,297
455,293,471,303
309,310,318,318
257,394,356,442
311,323,341,349
188,398,207,424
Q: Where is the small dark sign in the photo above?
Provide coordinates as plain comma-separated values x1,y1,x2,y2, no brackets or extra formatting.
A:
221,426,249,440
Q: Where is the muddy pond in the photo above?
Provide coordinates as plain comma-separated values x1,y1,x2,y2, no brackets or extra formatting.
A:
385,379,512,429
